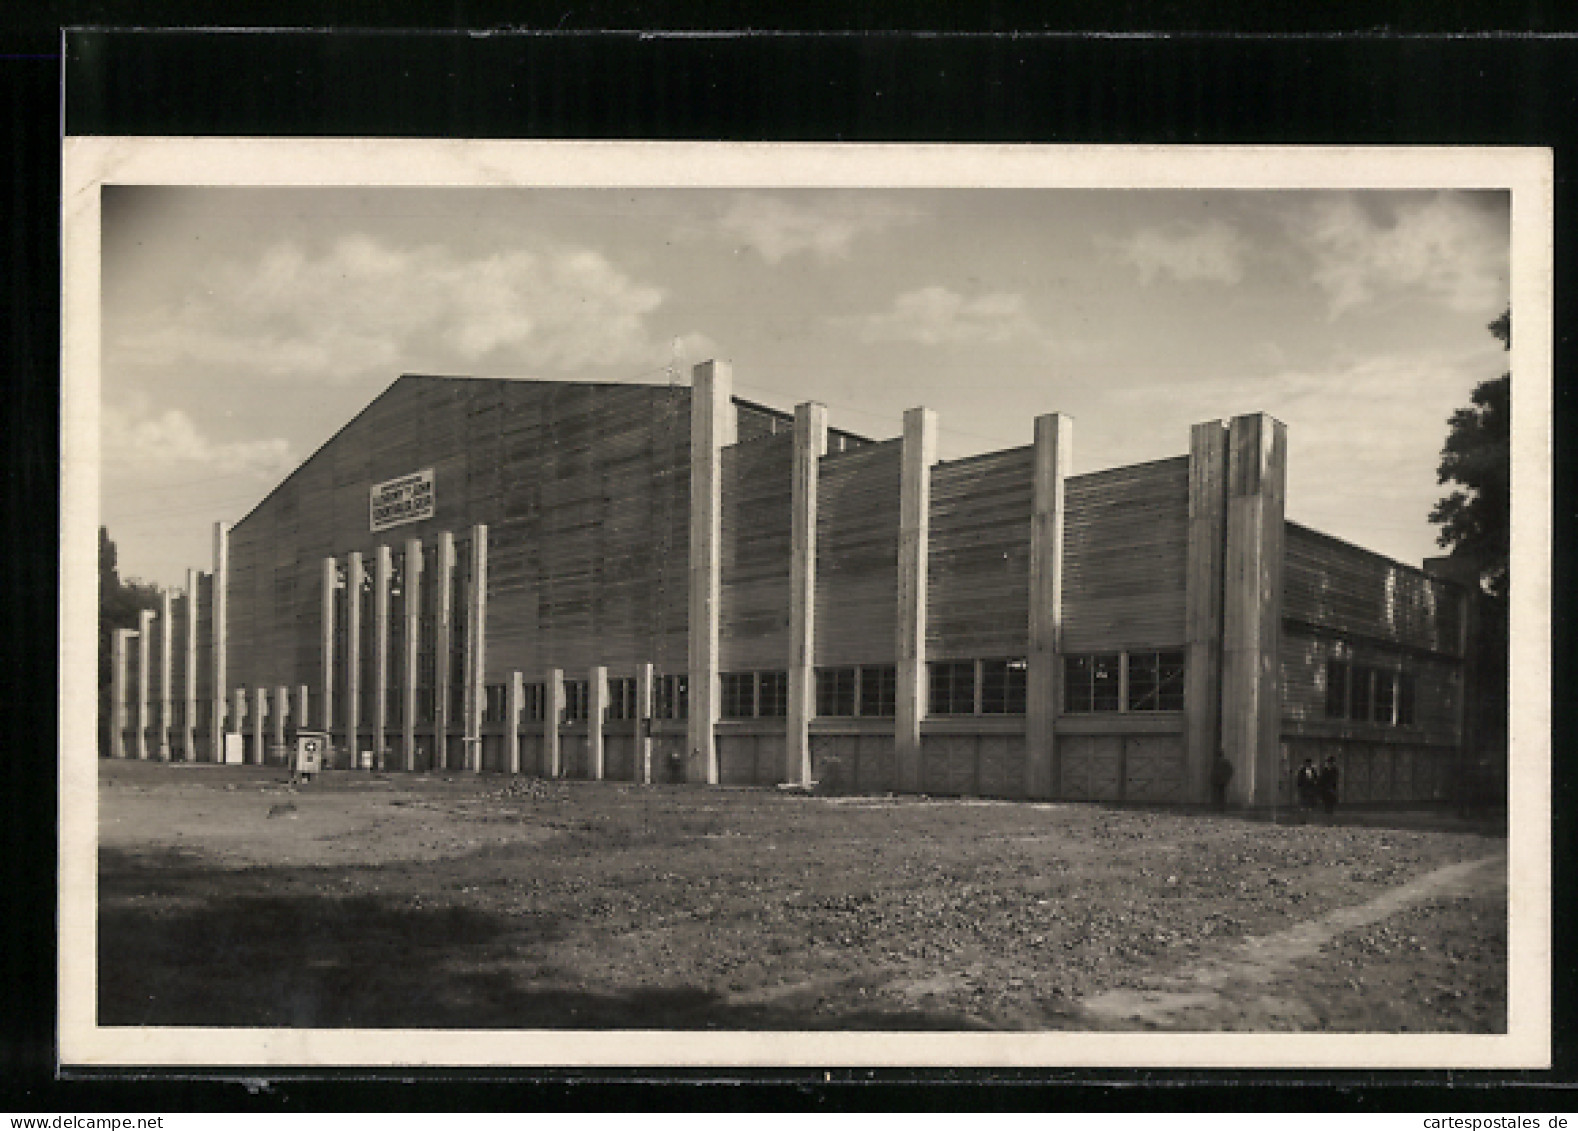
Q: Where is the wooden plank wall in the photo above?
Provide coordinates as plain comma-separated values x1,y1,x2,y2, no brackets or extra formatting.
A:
719,431,795,670
1282,521,1464,654
1062,456,1191,653
226,377,696,698
926,445,1034,659
814,439,903,666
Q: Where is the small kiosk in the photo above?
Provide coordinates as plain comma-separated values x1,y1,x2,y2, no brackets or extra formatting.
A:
292,730,329,782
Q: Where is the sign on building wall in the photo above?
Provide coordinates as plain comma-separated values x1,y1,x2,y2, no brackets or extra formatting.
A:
370,469,435,532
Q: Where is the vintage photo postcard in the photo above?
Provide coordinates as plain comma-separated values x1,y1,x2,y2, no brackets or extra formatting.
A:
59,138,1552,1070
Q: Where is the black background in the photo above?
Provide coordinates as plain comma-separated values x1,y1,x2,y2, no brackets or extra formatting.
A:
4,4,1576,1112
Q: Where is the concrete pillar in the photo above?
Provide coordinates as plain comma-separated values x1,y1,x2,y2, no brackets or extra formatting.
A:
135,608,153,760
1026,413,1072,799
1185,420,1231,804
346,551,363,766
544,666,564,778
635,662,654,784
434,532,455,770
1221,413,1287,807
296,683,310,731
507,671,525,775
231,687,246,741
252,685,267,766
321,556,336,740
273,684,289,757
403,537,422,772
464,524,489,773
687,359,733,785
895,406,938,794
110,628,134,759
787,401,828,787
587,665,608,781
155,590,173,760
183,569,199,760
373,544,391,771
210,521,230,762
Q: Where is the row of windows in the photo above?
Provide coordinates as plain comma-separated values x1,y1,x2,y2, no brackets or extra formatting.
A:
341,652,1196,728
1064,651,1187,714
1326,661,1417,727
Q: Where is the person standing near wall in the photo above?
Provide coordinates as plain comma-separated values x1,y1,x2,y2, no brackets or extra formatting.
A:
1210,751,1234,811
1318,755,1340,817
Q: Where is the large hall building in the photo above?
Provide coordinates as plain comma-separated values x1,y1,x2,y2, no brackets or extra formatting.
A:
106,362,1472,808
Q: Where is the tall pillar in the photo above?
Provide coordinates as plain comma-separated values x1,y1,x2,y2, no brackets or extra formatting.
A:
296,684,309,730
273,684,289,758
209,521,230,762
464,524,489,773
895,407,938,794
635,662,654,784
507,671,525,775
1220,413,1287,807
110,628,134,759
183,569,199,760
434,532,455,770
373,544,392,771
687,359,733,785
787,401,828,787
544,666,564,778
156,590,174,760
321,556,336,741
231,687,247,748
403,537,423,772
1026,413,1072,799
135,608,153,760
252,685,267,766
587,665,609,781
1185,420,1231,803
345,551,364,767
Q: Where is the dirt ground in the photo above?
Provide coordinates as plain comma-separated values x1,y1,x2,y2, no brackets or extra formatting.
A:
96,760,1507,1032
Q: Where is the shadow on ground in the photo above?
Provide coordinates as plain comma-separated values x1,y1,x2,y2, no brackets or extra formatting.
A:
98,847,982,1031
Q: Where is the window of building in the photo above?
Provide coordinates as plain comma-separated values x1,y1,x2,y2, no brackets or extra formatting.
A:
758,671,788,718
522,682,545,723
416,688,435,725
816,667,857,717
1064,653,1122,713
858,665,897,717
607,677,637,721
722,671,756,719
655,674,689,720
1325,660,1349,719
1127,650,1186,712
1397,673,1417,726
1350,665,1373,723
980,659,1029,715
563,680,589,722
386,688,403,727
928,660,976,716
1327,659,1414,727
1374,669,1397,725
483,683,507,725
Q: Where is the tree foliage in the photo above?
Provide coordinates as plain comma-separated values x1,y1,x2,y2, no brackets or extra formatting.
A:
1429,310,1510,598
98,527,163,752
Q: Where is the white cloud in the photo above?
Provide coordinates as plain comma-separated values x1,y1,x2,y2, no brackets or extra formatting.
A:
1296,193,1508,318
110,234,671,384
717,193,919,264
103,403,297,478
851,286,1041,346
1113,220,1249,286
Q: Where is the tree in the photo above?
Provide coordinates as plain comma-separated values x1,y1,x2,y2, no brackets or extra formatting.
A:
98,527,162,755
1429,310,1510,598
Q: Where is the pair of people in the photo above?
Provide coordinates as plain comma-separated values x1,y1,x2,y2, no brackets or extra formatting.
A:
1295,756,1340,815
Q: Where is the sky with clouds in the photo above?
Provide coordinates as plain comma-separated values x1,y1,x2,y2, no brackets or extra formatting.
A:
100,185,1510,590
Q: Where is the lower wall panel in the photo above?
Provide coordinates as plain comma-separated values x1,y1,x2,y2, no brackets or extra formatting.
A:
718,736,759,785
1123,735,1187,802
1281,737,1456,804
605,735,635,781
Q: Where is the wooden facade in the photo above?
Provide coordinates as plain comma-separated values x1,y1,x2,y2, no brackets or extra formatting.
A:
106,369,1471,808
